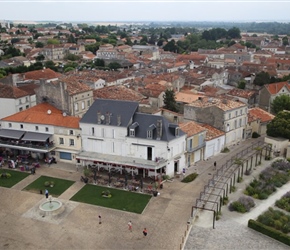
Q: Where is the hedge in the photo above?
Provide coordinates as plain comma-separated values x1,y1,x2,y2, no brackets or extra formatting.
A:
248,219,290,246
181,173,198,183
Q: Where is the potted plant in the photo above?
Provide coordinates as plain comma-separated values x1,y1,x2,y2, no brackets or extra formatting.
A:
50,181,55,187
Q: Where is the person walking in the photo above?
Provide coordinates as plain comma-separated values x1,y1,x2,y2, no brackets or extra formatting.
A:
98,215,102,224
45,189,49,199
128,221,132,232
143,228,147,237
214,161,217,170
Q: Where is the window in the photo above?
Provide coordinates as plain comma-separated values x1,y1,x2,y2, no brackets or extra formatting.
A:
75,103,79,111
69,130,73,135
92,127,95,135
59,138,64,145
240,109,242,115
81,101,85,110
9,123,12,128
45,127,49,132
112,129,115,138
229,113,231,119
235,111,238,117
20,124,23,129
19,99,22,104
147,130,152,139
19,107,23,112
234,120,237,129
26,105,29,109
87,100,91,107
26,97,29,102
239,119,242,127
130,129,135,137
35,126,39,131
69,139,75,146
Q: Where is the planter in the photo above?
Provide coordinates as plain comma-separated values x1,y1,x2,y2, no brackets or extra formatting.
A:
153,191,158,197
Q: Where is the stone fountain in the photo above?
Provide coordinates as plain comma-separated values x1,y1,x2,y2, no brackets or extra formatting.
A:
39,195,64,216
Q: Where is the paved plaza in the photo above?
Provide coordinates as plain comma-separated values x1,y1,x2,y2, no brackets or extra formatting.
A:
0,137,289,249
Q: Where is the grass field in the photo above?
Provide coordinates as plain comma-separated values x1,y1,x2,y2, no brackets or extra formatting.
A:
70,184,151,214
0,169,30,188
23,175,75,197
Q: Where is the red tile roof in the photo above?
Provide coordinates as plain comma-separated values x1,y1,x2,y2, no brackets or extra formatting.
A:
265,81,290,95
93,85,145,102
0,83,29,99
2,103,80,128
248,107,275,123
200,124,225,141
179,121,206,137
24,68,61,80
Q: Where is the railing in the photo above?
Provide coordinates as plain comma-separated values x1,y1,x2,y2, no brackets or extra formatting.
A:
187,142,206,153
0,140,55,150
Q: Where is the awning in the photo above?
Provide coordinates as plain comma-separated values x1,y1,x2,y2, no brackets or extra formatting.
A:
22,132,52,142
0,129,25,139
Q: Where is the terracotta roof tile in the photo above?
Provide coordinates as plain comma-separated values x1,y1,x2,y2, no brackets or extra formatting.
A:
179,121,206,137
1,103,80,129
93,85,145,102
0,83,29,99
248,107,275,123
265,81,290,95
200,124,225,141
24,68,61,80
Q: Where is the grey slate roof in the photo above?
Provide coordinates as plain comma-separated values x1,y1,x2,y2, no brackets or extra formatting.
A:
80,99,139,127
131,113,185,142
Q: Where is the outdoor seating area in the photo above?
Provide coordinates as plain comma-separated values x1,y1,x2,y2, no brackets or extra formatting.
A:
84,165,161,194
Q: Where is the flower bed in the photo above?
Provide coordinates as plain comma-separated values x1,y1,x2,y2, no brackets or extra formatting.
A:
228,196,255,213
244,159,290,200
275,191,290,213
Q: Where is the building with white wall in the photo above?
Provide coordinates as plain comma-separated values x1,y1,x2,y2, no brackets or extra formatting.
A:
78,99,186,177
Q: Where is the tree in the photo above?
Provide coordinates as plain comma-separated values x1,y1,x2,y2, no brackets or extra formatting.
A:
108,62,122,70
271,94,290,114
227,27,241,39
35,41,44,48
267,111,290,139
47,38,60,45
253,71,270,86
237,80,246,89
163,89,179,112
94,58,105,67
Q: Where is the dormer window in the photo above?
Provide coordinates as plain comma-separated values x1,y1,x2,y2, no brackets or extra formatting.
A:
147,124,156,139
130,129,135,137
175,127,180,137
129,122,139,137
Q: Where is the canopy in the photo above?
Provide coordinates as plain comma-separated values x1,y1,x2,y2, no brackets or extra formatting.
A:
0,129,25,139
22,132,52,142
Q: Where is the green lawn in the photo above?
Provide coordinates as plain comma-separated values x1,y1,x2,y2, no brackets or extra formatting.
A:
0,169,30,188
70,184,151,214
23,175,75,197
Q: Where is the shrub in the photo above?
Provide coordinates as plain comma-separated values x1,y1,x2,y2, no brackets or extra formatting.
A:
248,219,290,246
252,132,260,138
162,175,170,181
228,196,255,213
181,173,198,183
44,181,50,187
265,155,271,161
0,172,11,178
221,147,230,153
83,168,92,177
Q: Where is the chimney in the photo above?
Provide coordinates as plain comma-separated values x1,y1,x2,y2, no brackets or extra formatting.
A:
105,112,111,125
97,111,101,124
117,115,121,126
156,119,162,140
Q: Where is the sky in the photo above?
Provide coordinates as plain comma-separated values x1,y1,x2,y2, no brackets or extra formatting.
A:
1,0,290,23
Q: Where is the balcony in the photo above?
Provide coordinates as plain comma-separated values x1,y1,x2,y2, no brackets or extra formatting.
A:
0,139,55,153
187,142,206,153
